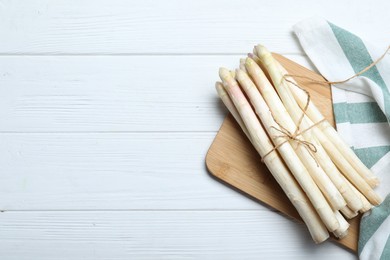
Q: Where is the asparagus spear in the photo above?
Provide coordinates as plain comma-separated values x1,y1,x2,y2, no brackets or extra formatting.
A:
269,55,380,188
254,45,381,206
340,206,358,219
251,50,363,212
333,211,350,239
227,68,339,232
215,82,250,138
216,72,329,243
244,59,346,211
339,173,373,213
239,58,247,73
214,44,382,243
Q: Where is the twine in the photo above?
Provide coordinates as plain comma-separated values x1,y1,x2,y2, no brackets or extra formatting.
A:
283,45,390,86
261,45,389,162
261,82,326,164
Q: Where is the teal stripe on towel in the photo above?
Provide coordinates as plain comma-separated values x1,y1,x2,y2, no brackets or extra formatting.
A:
359,195,390,254
333,102,387,124
333,102,349,124
353,146,390,169
328,22,390,121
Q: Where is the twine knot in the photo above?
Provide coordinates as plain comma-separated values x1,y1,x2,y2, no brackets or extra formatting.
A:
261,45,389,164
262,67,327,164
270,125,317,154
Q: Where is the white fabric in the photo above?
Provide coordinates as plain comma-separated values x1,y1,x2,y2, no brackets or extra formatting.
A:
293,17,390,260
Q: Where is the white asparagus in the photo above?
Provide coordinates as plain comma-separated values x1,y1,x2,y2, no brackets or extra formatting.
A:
239,58,247,73
253,49,363,212
276,62,380,188
215,82,250,138
360,196,373,213
213,44,383,242
251,51,352,210
231,68,339,232
248,52,261,66
269,59,365,212
243,59,346,211
339,173,373,213
333,211,350,239
254,45,381,206
312,121,381,206
229,70,236,79
340,206,358,219
217,69,329,243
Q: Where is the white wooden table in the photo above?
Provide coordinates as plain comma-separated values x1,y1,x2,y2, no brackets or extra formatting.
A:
0,1,389,259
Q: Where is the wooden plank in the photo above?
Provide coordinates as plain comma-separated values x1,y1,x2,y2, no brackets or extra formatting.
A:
206,54,360,251
0,132,265,210
0,211,355,260
0,55,311,132
0,0,388,54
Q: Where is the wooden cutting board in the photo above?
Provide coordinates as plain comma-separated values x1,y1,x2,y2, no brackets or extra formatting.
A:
205,53,360,253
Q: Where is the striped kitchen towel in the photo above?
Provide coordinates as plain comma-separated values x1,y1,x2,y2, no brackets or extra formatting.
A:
293,17,390,259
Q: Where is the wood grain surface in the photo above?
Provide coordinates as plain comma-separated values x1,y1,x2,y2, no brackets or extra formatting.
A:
3,0,387,258
206,54,360,252
1,0,389,54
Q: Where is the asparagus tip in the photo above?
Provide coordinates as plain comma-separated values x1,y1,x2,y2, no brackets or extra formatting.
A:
230,70,236,78
218,67,231,81
245,57,255,66
368,177,380,188
255,44,269,57
215,81,223,90
252,46,258,56
215,82,228,98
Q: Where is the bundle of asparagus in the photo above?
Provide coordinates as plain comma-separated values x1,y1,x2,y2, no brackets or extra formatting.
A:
216,45,382,243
